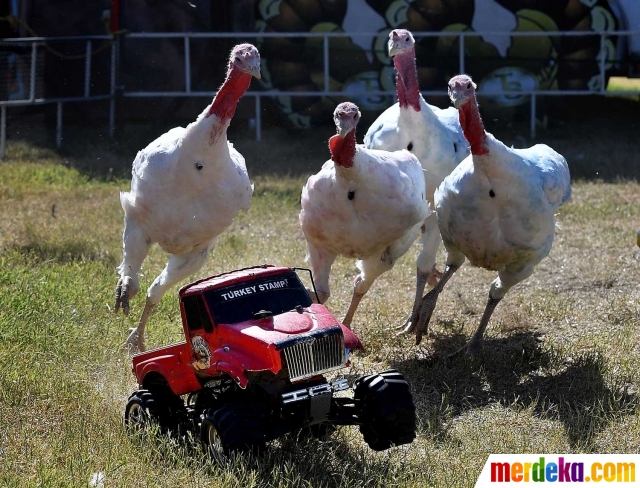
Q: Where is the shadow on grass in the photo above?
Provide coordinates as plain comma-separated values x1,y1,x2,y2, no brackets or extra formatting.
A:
4,240,117,266
132,425,411,488
393,331,638,450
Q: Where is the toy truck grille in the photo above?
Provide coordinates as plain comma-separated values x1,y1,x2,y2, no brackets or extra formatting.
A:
281,332,345,382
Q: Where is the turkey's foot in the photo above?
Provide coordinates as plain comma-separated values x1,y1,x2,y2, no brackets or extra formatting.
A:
397,286,439,344
427,265,442,288
123,327,146,356
114,276,133,315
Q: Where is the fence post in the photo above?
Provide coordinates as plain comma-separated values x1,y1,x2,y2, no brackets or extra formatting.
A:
109,40,117,138
255,95,261,141
184,36,191,93
56,102,63,149
323,35,329,93
84,40,92,98
599,33,606,93
458,33,465,74
30,42,37,102
1,106,6,160
530,93,536,139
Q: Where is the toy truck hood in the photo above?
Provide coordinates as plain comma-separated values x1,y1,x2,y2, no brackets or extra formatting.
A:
217,304,363,350
131,305,363,394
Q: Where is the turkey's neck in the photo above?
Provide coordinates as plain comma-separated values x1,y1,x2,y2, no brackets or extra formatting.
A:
459,96,488,156
207,67,252,121
394,50,421,112
329,131,356,169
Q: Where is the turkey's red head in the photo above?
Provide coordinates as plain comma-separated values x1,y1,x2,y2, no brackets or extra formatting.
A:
389,29,420,112
388,29,415,58
228,43,261,80
448,74,477,109
329,102,360,168
448,74,487,155
207,44,261,122
333,102,360,138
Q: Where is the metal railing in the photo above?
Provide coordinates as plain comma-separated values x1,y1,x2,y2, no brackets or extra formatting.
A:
2,29,640,159
1,34,117,157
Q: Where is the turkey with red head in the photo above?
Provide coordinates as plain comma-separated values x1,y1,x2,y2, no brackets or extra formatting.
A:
114,43,261,354
403,74,571,356
365,29,469,331
301,101,430,328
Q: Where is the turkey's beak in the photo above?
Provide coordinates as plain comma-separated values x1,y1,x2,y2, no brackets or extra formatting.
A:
449,89,465,109
335,116,356,138
250,65,261,80
338,124,352,139
388,39,401,57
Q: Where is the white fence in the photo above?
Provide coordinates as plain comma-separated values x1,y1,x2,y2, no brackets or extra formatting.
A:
2,30,640,159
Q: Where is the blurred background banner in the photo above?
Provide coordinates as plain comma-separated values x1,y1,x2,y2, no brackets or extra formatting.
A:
255,0,638,127
1,0,639,127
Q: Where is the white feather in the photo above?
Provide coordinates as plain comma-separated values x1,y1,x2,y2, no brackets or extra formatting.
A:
121,110,252,256
300,143,430,314
436,131,571,277
365,97,469,204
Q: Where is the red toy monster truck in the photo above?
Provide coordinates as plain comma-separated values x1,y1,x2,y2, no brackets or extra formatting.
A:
124,264,416,453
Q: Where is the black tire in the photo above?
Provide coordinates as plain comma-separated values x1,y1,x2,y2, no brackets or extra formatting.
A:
200,409,225,457
201,403,269,455
354,369,417,451
124,389,186,434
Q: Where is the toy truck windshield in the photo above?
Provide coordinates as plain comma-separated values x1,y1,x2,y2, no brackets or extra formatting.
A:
204,271,313,324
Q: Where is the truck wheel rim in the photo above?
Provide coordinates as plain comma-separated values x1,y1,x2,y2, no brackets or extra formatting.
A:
205,425,223,455
128,403,145,428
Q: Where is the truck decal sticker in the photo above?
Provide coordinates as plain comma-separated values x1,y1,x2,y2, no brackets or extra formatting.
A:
190,335,211,370
219,279,289,301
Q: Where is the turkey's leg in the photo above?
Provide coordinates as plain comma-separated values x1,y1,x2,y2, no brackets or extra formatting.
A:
123,244,211,355
342,287,364,329
305,244,336,305
399,264,459,344
115,219,150,315
465,296,501,356
124,300,155,355
398,215,442,331
342,250,394,328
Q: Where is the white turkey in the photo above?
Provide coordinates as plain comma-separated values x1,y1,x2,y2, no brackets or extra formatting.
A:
300,102,430,328
364,29,470,330
403,74,571,356
114,43,261,353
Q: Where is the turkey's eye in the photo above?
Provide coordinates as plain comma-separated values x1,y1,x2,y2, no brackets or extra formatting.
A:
405,37,409,42
466,82,472,89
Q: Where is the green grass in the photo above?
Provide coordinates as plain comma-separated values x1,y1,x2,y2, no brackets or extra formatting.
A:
1,132,639,487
